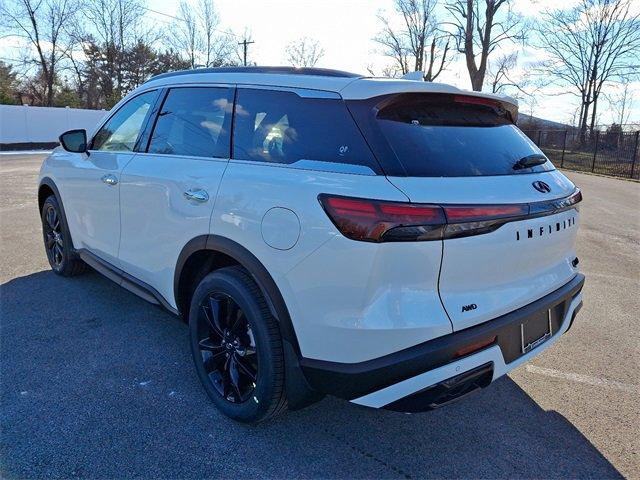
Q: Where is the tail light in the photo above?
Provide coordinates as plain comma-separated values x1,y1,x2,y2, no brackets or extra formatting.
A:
318,189,581,243
318,195,445,242
443,204,528,239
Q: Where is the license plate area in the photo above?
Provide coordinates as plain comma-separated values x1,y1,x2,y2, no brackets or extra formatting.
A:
520,309,553,354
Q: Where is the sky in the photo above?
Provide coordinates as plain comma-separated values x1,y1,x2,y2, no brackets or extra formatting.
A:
2,0,639,125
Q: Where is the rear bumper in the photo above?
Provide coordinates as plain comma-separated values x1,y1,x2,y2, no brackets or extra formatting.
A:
299,273,584,411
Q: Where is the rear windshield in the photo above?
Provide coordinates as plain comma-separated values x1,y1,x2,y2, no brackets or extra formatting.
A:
355,93,554,177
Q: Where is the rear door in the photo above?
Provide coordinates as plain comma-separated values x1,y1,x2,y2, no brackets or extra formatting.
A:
118,85,234,305
350,93,581,330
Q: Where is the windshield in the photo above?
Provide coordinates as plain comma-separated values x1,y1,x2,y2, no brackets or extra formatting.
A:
352,93,555,177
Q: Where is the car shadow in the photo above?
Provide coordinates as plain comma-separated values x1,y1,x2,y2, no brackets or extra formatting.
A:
0,270,623,479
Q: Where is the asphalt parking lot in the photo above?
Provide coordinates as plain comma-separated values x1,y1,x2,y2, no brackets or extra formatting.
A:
1,153,638,479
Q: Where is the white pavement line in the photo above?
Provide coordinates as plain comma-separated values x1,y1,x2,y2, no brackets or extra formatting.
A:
525,365,639,393
0,150,52,155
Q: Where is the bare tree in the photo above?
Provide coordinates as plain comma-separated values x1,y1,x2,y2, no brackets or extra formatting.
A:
172,1,199,68
197,0,217,67
375,15,409,75
285,37,324,67
605,83,635,125
366,63,404,78
486,51,536,96
375,0,451,81
538,0,639,140
83,0,147,103
170,0,237,68
487,52,517,93
197,0,237,67
447,0,524,91
0,0,79,106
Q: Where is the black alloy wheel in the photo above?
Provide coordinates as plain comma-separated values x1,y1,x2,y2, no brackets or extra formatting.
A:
196,293,259,403
43,203,64,269
41,195,87,276
189,266,287,423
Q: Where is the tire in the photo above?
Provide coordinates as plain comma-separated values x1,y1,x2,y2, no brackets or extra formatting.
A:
189,266,287,423
41,195,87,277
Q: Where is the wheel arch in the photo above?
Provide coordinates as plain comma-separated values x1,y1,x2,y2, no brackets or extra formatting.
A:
174,235,301,355
38,176,86,272
38,177,61,213
38,177,76,250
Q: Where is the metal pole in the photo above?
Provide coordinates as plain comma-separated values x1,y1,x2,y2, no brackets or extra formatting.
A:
537,130,542,146
561,130,567,168
238,38,255,66
591,130,599,173
631,131,639,180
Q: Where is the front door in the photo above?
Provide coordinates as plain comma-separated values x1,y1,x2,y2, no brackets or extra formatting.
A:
63,90,158,266
118,86,234,305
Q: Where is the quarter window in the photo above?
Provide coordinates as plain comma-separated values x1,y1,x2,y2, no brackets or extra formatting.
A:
232,88,379,173
92,91,156,151
148,87,233,158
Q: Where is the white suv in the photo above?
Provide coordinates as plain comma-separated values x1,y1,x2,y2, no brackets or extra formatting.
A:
38,66,584,423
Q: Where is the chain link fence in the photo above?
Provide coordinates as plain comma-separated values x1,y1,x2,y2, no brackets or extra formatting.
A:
521,128,640,180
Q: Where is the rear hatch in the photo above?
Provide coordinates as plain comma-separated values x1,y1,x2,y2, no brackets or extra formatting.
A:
348,92,582,330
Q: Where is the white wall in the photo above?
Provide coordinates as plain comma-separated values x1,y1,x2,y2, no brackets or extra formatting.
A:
0,105,107,144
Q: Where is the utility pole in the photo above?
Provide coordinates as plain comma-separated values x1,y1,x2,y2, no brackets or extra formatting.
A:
238,38,255,66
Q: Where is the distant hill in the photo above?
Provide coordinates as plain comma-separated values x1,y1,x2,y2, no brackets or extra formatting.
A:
518,114,572,130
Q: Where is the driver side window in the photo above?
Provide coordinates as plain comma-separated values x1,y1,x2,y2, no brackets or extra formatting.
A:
92,91,156,152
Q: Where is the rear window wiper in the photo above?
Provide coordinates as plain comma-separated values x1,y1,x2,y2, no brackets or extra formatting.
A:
513,154,547,170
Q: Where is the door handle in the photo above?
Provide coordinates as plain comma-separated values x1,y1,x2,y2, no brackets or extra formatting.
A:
183,188,209,203
101,174,118,186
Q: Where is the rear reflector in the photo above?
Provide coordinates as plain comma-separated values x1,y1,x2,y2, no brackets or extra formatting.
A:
453,336,497,358
318,189,582,243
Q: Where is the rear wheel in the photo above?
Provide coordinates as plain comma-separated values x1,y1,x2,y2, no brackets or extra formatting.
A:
189,266,287,423
41,195,87,276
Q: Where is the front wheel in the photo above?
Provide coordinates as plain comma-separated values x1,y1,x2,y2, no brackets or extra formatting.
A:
41,195,87,276
189,266,287,423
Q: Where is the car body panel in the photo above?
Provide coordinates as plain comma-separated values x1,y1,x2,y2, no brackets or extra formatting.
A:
209,160,452,363
389,170,579,330
118,153,229,306
40,147,133,266
283,234,451,362
439,208,579,329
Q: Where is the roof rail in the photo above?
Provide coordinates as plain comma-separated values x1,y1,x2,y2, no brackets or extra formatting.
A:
148,66,363,82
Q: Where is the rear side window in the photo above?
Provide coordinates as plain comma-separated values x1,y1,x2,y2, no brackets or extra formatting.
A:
353,93,554,177
232,88,380,174
148,87,232,158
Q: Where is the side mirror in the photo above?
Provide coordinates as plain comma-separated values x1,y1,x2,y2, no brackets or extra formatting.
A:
59,129,88,153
